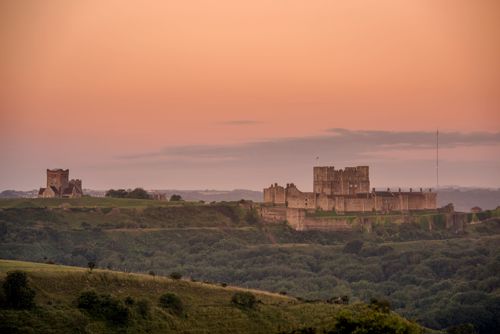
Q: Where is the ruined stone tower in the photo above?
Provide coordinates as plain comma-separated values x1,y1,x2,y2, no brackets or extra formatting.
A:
39,169,83,198
46,169,69,195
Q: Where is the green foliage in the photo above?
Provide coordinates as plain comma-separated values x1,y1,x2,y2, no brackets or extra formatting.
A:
447,323,477,334
170,194,183,201
2,270,35,309
105,189,129,198
158,292,184,316
169,272,182,280
135,298,150,318
231,291,257,309
106,188,151,199
245,208,260,224
87,261,96,272
124,296,135,305
77,290,129,325
1,201,500,333
369,297,391,313
343,240,364,254
331,308,421,334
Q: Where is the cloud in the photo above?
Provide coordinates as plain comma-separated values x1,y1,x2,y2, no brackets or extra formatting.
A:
117,128,500,164
111,129,500,189
220,120,263,125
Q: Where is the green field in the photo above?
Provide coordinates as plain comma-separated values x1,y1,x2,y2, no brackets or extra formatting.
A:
0,259,425,333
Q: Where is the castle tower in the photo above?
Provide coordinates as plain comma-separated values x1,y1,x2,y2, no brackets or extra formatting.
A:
46,169,69,194
313,166,370,195
313,166,336,195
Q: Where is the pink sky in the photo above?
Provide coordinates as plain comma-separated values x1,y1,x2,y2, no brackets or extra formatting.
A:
1,0,499,190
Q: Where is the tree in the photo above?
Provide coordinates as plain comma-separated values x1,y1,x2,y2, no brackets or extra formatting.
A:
447,324,477,334
370,297,391,313
159,293,184,316
88,261,96,272
77,290,129,325
170,194,183,201
127,188,151,199
136,298,150,318
343,240,364,254
105,189,128,198
169,272,182,280
231,292,257,309
2,271,36,309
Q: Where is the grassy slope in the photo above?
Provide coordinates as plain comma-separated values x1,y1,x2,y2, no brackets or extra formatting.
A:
0,260,425,334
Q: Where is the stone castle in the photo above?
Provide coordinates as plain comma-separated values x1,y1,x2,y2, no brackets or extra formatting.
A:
264,166,436,213
38,169,83,198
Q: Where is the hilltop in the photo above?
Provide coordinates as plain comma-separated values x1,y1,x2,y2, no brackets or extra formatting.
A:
0,259,425,333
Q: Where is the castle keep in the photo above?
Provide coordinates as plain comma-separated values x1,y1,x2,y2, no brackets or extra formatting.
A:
38,169,83,198
264,166,436,213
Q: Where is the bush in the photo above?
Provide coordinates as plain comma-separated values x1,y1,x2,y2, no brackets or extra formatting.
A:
447,323,477,334
170,194,183,201
159,293,184,316
343,240,364,254
369,297,391,313
231,291,257,309
136,298,150,318
245,209,259,224
77,290,129,325
169,272,182,280
124,296,135,305
2,271,36,309
87,261,96,272
148,270,156,276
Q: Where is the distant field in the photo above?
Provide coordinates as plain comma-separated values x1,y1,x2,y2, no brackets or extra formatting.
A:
0,197,204,209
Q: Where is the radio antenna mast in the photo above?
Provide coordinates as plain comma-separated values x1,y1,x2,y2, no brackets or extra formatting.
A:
436,129,439,191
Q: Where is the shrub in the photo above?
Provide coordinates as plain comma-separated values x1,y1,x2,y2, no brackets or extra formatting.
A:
148,270,156,276
77,290,129,325
446,323,477,334
2,271,36,309
87,261,96,272
231,291,257,309
136,299,150,318
369,297,391,313
245,209,259,224
343,240,364,254
170,194,183,201
159,293,184,316
221,282,228,287
169,272,182,280
124,296,135,305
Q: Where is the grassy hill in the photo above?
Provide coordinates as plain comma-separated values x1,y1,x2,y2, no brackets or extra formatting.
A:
0,259,426,334
1,198,499,333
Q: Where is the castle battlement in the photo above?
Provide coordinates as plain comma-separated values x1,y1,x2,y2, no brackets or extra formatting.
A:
264,165,436,213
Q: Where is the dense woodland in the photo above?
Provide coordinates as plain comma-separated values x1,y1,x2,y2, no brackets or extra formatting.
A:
0,199,499,333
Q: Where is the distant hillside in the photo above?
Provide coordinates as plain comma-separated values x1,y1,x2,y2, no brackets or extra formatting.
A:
436,187,500,211
1,198,499,333
0,260,424,334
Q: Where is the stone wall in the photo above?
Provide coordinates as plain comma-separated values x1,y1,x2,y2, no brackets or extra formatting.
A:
260,206,468,233
46,169,69,193
263,165,436,212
